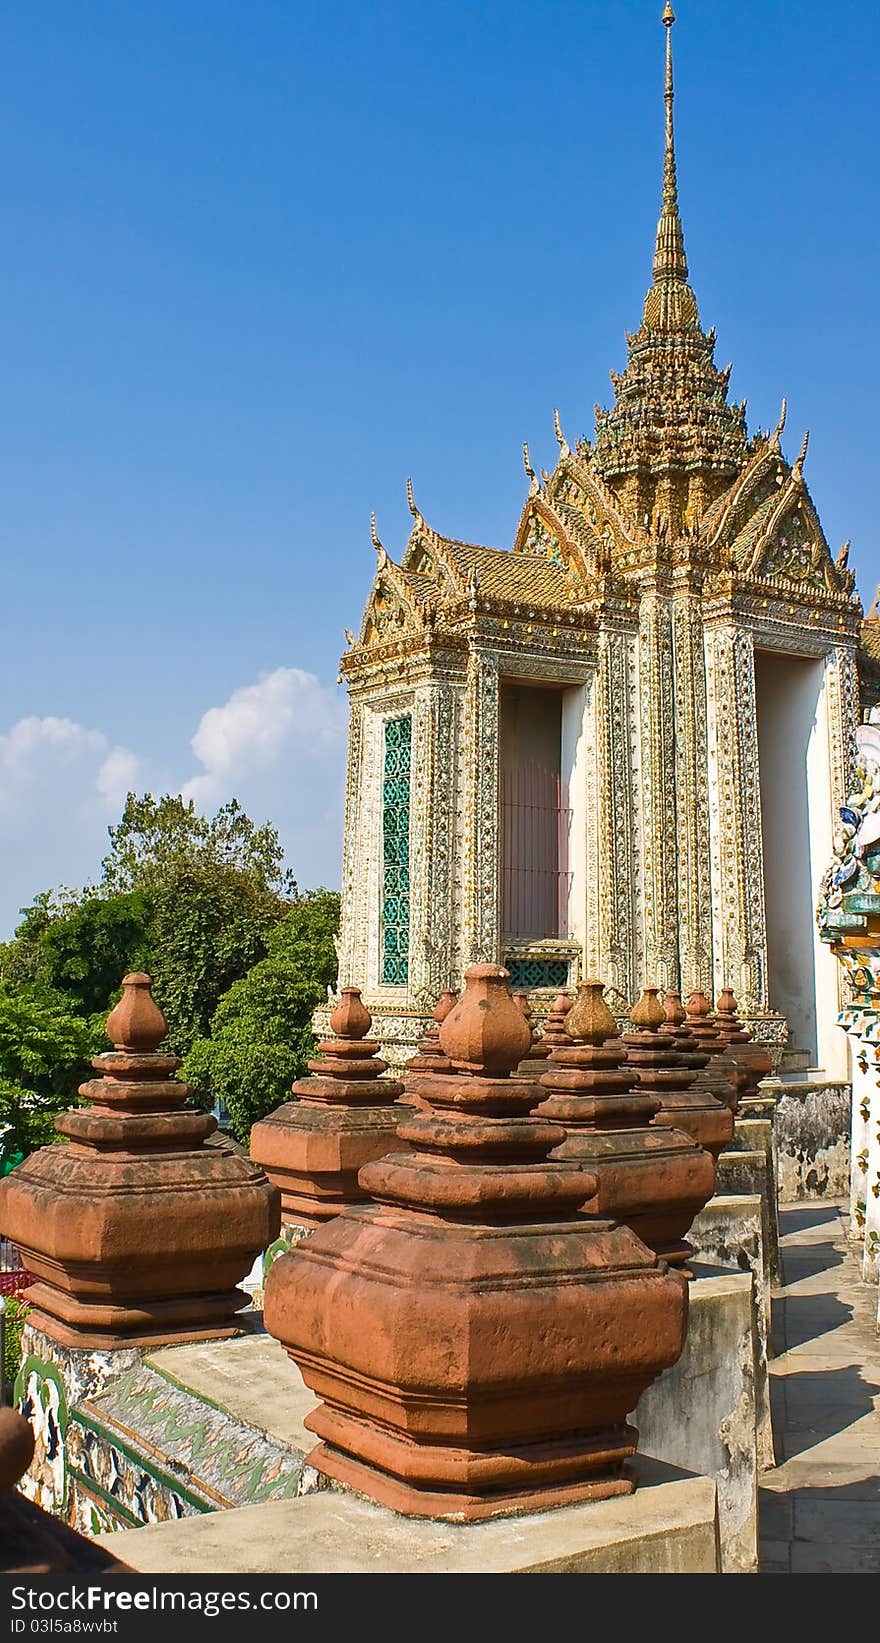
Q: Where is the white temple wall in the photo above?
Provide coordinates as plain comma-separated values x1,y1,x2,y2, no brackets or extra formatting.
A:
753,649,844,1074
808,665,847,1080
562,682,589,960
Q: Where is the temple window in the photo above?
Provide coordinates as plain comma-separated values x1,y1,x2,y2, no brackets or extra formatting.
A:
381,714,412,985
500,682,571,942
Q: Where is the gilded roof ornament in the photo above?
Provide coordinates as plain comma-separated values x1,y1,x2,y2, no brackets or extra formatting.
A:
522,441,540,498
553,407,570,459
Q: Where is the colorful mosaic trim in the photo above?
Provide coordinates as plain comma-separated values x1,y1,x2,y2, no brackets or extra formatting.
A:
505,957,572,990
381,714,412,985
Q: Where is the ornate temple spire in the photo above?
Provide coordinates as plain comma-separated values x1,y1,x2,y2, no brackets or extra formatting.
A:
643,4,698,333
592,5,748,534
654,4,687,283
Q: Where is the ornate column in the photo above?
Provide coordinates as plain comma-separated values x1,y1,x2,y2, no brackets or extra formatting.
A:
337,699,367,988
460,649,500,968
704,622,768,1012
671,589,713,996
408,681,458,1007
637,590,680,992
595,625,641,1005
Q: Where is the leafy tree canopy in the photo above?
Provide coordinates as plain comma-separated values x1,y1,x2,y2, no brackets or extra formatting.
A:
0,984,97,1161
183,888,340,1142
100,794,297,899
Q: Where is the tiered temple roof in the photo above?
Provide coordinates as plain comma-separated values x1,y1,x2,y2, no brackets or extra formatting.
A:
344,5,863,685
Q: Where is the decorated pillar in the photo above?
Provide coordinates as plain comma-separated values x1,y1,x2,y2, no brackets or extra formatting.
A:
704,622,768,1013
461,650,500,968
671,588,713,996
408,681,458,1007
636,588,680,992
594,625,641,1005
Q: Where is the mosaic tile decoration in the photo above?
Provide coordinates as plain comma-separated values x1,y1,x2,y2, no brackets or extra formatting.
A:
381,714,412,985
505,958,572,991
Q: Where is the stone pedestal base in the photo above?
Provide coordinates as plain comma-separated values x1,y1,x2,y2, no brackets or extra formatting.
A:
634,1264,757,1572
717,1125,781,1285
92,1454,720,1573
689,1195,774,1470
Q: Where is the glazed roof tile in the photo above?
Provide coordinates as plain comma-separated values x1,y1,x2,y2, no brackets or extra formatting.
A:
442,540,570,607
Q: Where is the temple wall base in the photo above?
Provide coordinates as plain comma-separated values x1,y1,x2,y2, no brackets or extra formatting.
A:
91,1454,720,1574
634,1264,757,1573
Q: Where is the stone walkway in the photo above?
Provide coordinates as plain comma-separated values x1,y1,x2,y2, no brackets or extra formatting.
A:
759,1199,880,1572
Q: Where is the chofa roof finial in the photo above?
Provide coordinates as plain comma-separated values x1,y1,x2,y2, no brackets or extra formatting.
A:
553,407,570,459
522,442,539,498
370,511,384,552
406,476,418,518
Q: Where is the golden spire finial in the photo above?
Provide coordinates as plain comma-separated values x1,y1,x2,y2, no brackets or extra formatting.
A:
653,2,687,288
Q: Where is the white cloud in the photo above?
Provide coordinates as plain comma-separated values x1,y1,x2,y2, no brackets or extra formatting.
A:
96,746,144,806
0,667,347,936
182,667,347,806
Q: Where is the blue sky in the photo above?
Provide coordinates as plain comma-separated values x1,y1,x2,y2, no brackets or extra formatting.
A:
1,0,878,936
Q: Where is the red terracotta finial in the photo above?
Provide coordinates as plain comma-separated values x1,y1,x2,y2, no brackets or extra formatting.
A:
663,988,687,1030
538,975,715,1268
329,986,372,1041
265,961,688,1521
630,985,666,1032
542,990,573,1050
105,973,167,1053
713,987,773,1100
686,988,744,1112
439,964,531,1075
250,977,405,1229
0,973,279,1349
512,990,537,1041
433,988,458,1027
403,988,459,1097
623,986,733,1164
565,978,619,1044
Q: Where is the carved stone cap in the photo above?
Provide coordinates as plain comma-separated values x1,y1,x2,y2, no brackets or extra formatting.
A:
663,989,687,1030
432,989,458,1027
565,980,618,1045
105,974,167,1054
329,987,372,1040
630,986,666,1033
439,966,532,1075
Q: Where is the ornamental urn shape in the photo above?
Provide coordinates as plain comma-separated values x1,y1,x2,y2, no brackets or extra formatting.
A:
402,988,458,1107
536,978,715,1267
685,991,745,1113
264,964,687,1521
627,987,734,1162
714,988,774,1101
0,974,279,1349
513,990,550,1075
250,986,406,1230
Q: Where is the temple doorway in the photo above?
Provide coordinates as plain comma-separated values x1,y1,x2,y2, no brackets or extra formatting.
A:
754,648,839,1069
499,681,570,941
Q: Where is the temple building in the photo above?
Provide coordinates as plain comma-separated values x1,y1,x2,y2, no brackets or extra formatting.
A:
334,7,871,1074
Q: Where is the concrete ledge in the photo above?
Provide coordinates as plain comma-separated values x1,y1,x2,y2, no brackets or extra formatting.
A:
92,1454,719,1574
635,1264,756,1572
689,1194,774,1470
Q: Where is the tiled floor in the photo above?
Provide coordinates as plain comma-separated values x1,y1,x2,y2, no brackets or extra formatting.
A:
759,1200,880,1573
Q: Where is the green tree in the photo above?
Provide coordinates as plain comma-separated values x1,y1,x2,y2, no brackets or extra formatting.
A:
1,890,150,1015
0,794,298,1064
183,889,340,1142
101,794,297,899
0,986,96,1163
